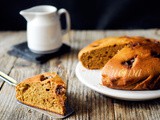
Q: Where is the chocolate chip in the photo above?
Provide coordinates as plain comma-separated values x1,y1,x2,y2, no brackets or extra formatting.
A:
122,57,135,69
151,51,160,58
46,89,50,91
21,84,30,92
113,44,116,47
40,75,53,81
108,55,112,58
129,42,140,48
88,56,92,59
55,85,65,95
146,39,151,42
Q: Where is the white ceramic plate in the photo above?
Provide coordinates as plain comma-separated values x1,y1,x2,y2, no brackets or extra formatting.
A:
76,62,160,101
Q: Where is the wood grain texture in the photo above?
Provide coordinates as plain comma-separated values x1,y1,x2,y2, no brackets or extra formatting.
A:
0,30,160,120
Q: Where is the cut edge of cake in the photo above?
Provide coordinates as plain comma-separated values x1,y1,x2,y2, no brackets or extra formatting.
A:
79,44,126,69
78,36,148,69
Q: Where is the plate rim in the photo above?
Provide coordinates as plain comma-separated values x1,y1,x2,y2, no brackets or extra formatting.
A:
75,62,160,101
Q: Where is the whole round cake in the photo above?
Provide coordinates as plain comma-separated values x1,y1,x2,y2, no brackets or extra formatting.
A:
78,36,160,90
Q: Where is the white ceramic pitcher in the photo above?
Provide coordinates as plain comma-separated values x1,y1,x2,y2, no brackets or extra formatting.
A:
20,5,71,54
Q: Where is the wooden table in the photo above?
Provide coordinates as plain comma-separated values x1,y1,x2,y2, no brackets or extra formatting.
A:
0,30,160,120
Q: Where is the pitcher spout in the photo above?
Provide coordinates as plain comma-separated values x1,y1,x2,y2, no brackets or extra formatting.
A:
20,10,35,22
20,5,57,22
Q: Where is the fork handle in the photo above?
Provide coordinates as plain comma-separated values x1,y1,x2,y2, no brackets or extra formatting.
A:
0,71,17,86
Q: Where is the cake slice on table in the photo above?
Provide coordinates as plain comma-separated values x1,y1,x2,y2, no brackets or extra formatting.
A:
16,72,66,115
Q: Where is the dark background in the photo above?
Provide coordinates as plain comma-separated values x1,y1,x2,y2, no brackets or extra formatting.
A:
1,0,160,30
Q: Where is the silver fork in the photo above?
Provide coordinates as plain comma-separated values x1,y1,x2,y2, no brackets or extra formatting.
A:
0,71,17,86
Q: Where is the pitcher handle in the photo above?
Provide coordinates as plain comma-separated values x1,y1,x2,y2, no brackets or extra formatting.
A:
58,9,71,36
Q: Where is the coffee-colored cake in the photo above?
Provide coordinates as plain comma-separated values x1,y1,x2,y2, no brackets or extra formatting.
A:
16,72,66,115
78,36,160,90
78,36,151,69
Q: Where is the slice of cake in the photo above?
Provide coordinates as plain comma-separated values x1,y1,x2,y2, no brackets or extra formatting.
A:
78,36,152,69
16,72,66,115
